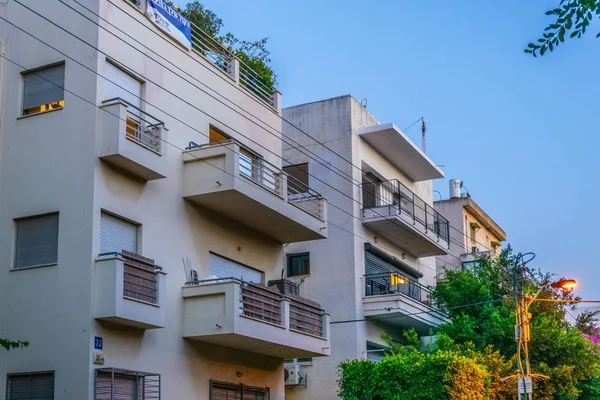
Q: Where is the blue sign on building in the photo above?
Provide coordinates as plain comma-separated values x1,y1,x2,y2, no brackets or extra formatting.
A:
146,0,192,50
94,336,103,351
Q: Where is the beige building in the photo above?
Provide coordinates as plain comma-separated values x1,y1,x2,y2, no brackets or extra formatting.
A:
0,0,330,399
434,179,507,275
281,96,450,400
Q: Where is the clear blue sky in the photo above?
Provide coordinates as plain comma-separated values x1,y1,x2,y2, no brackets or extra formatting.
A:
176,0,599,300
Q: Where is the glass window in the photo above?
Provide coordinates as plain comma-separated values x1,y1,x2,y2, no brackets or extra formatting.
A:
22,64,65,116
7,371,54,399
14,213,59,269
287,253,310,277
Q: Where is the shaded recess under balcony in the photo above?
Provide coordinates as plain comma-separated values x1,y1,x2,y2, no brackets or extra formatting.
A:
182,278,330,358
182,140,328,243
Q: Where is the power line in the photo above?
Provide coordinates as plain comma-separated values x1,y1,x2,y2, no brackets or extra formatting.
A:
58,0,500,255
0,4,506,287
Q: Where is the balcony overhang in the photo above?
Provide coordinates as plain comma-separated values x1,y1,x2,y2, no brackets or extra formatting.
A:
182,281,330,358
362,207,449,257
359,124,444,182
182,142,327,243
363,294,449,334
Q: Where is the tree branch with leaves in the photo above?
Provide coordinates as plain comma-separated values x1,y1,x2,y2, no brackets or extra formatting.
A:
526,0,600,56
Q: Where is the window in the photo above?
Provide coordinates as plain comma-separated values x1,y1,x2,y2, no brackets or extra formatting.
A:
462,261,480,270
22,63,65,116
6,371,54,399
14,213,59,269
209,252,263,283
284,163,308,187
285,358,313,366
209,126,229,143
100,212,138,254
287,253,310,277
94,368,160,400
210,381,269,400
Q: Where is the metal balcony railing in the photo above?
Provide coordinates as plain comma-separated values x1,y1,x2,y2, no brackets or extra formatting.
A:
186,140,325,220
364,272,441,310
187,277,327,338
99,251,163,305
361,179,450,244
102,98,164,154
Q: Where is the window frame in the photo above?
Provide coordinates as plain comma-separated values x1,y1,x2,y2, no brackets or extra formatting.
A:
287,252,310,277
99,211,141,256
209,380,270,400
6,371,55,400
13,212,59,270
20,62,65,117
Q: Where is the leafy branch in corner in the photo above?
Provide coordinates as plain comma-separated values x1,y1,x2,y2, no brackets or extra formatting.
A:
0,338,29,351
526,0,600,56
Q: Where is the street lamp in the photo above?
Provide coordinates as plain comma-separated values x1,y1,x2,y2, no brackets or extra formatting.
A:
503,252,579,400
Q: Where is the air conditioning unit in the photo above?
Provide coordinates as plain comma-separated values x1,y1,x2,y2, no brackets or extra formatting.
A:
471,246,480,254
284,365,305,386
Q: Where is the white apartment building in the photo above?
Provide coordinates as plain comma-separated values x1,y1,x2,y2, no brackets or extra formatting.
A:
280,96,450,400
0,1,331,399
434,179,507,276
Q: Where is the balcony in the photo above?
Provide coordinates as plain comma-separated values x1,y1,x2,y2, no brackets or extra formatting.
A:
182,140,328,243
98,98,166,181
363,272,449,333
182,278,331,358
94,252,166,329
361,179,449,257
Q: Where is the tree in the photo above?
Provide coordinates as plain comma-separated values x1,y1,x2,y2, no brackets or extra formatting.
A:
433,248,600,399
175,1,276,90
0,338,29,351
526,0,600,56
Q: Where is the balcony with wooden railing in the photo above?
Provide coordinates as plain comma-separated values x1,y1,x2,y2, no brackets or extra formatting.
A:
182,278,330,358
94,251,167,330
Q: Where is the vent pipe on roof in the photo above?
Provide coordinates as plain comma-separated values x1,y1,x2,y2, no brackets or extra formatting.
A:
450,179,462,199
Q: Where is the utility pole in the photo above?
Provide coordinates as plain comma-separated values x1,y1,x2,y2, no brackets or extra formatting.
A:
421,117,426,154
513,253,534,400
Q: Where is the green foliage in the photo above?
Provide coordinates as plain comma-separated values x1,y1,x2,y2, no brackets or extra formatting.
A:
526,0,600,56
176,1,276,90
338,247,600,399
0,338,29,351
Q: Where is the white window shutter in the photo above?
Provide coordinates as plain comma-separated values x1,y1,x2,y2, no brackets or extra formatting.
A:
100,213,138,254
209,253,263,284
104,62,142,113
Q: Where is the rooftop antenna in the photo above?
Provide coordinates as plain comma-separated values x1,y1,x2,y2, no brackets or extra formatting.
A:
421,116,426,154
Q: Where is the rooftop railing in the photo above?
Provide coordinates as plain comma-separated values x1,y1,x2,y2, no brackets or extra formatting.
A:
361,179,450,244
127,0,278,109
186,140,325,220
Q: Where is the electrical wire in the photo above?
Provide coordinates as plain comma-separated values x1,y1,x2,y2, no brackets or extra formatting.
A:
56,0,500,255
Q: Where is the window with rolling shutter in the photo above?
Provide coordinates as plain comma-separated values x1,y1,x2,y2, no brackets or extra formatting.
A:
94,368,160,400
14,213,59,269
210,381,269,400
208,253,263,284
6,371,54,400
22,63,65,116
104,62,142,113
100,213,138,254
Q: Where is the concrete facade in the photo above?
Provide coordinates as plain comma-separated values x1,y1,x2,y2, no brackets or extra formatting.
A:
434,189,507,276
281,96,448,400
0,1,328,399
